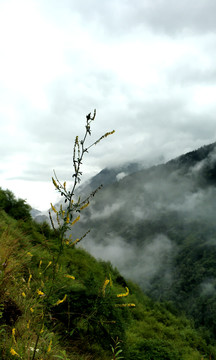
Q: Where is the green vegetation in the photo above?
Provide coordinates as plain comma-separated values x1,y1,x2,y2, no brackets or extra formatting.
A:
0,208,216,359
0,187,31,221
71,141,216,346
1,114,216,359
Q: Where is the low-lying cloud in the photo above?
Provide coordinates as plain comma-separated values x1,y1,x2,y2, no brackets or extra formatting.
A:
81,234,175,290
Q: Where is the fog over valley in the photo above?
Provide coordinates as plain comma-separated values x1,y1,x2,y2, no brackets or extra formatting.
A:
55,142,216,332
2,1,216,356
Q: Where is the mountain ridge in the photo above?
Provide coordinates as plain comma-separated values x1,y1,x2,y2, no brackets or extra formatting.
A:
68,140,216,337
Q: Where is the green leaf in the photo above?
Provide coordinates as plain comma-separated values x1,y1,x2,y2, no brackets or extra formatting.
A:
116,349,123,356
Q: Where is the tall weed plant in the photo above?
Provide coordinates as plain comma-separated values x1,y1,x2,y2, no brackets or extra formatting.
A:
0,111,214,359
4,110,123,360
30,110,115,359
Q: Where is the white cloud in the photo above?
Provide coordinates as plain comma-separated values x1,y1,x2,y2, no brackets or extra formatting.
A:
116,172,127,181
1,0,216,210
82,234,175,288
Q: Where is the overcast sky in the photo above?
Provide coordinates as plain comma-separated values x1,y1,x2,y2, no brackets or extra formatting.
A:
1,0,216,211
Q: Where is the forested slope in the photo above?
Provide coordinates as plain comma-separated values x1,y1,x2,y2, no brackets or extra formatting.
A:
71,142,216,339
0,188,215,359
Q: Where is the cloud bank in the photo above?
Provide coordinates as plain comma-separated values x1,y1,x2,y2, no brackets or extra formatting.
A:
1,0,216,209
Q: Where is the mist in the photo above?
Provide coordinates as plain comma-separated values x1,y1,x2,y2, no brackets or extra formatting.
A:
82,234,175,290
73,143,216,301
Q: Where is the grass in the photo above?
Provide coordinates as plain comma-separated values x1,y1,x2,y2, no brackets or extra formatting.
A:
0,210,216,359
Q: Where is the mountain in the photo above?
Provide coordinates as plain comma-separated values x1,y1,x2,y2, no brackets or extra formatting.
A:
77,161,143,196
3,143,216,357
1,199,215,359
30,208,49,224
72,142,216,335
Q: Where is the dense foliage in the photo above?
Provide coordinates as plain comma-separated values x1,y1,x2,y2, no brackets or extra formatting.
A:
71,142,216,343
2,140,216,358
0,205,215,359
0,187,32,221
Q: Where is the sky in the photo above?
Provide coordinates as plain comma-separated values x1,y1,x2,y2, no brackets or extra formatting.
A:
1,0,216,211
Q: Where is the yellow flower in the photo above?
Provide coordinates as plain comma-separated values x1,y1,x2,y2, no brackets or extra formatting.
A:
44,261,52,270
105,130,115,137
50,202,57,213
40,324,44,334
28,274,32,288
55,294,67,306
95,130,115,145
80,202,89,210
71,215,80,226
37,289,45,297
39,260,42,268
47,339,52,353
27,320,30,329
117,287,129,298
64,274,75,280
71,238,80,246
27,252,33,257
102,279,110,297
12,328,16,343
52,177,59,189
66,213,70,224
10,348,20,357
22,292,26,298
65,234,73,245
30,307,34,313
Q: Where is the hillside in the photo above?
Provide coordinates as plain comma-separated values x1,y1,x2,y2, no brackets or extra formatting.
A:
70,142,216,337
0,191,215,359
